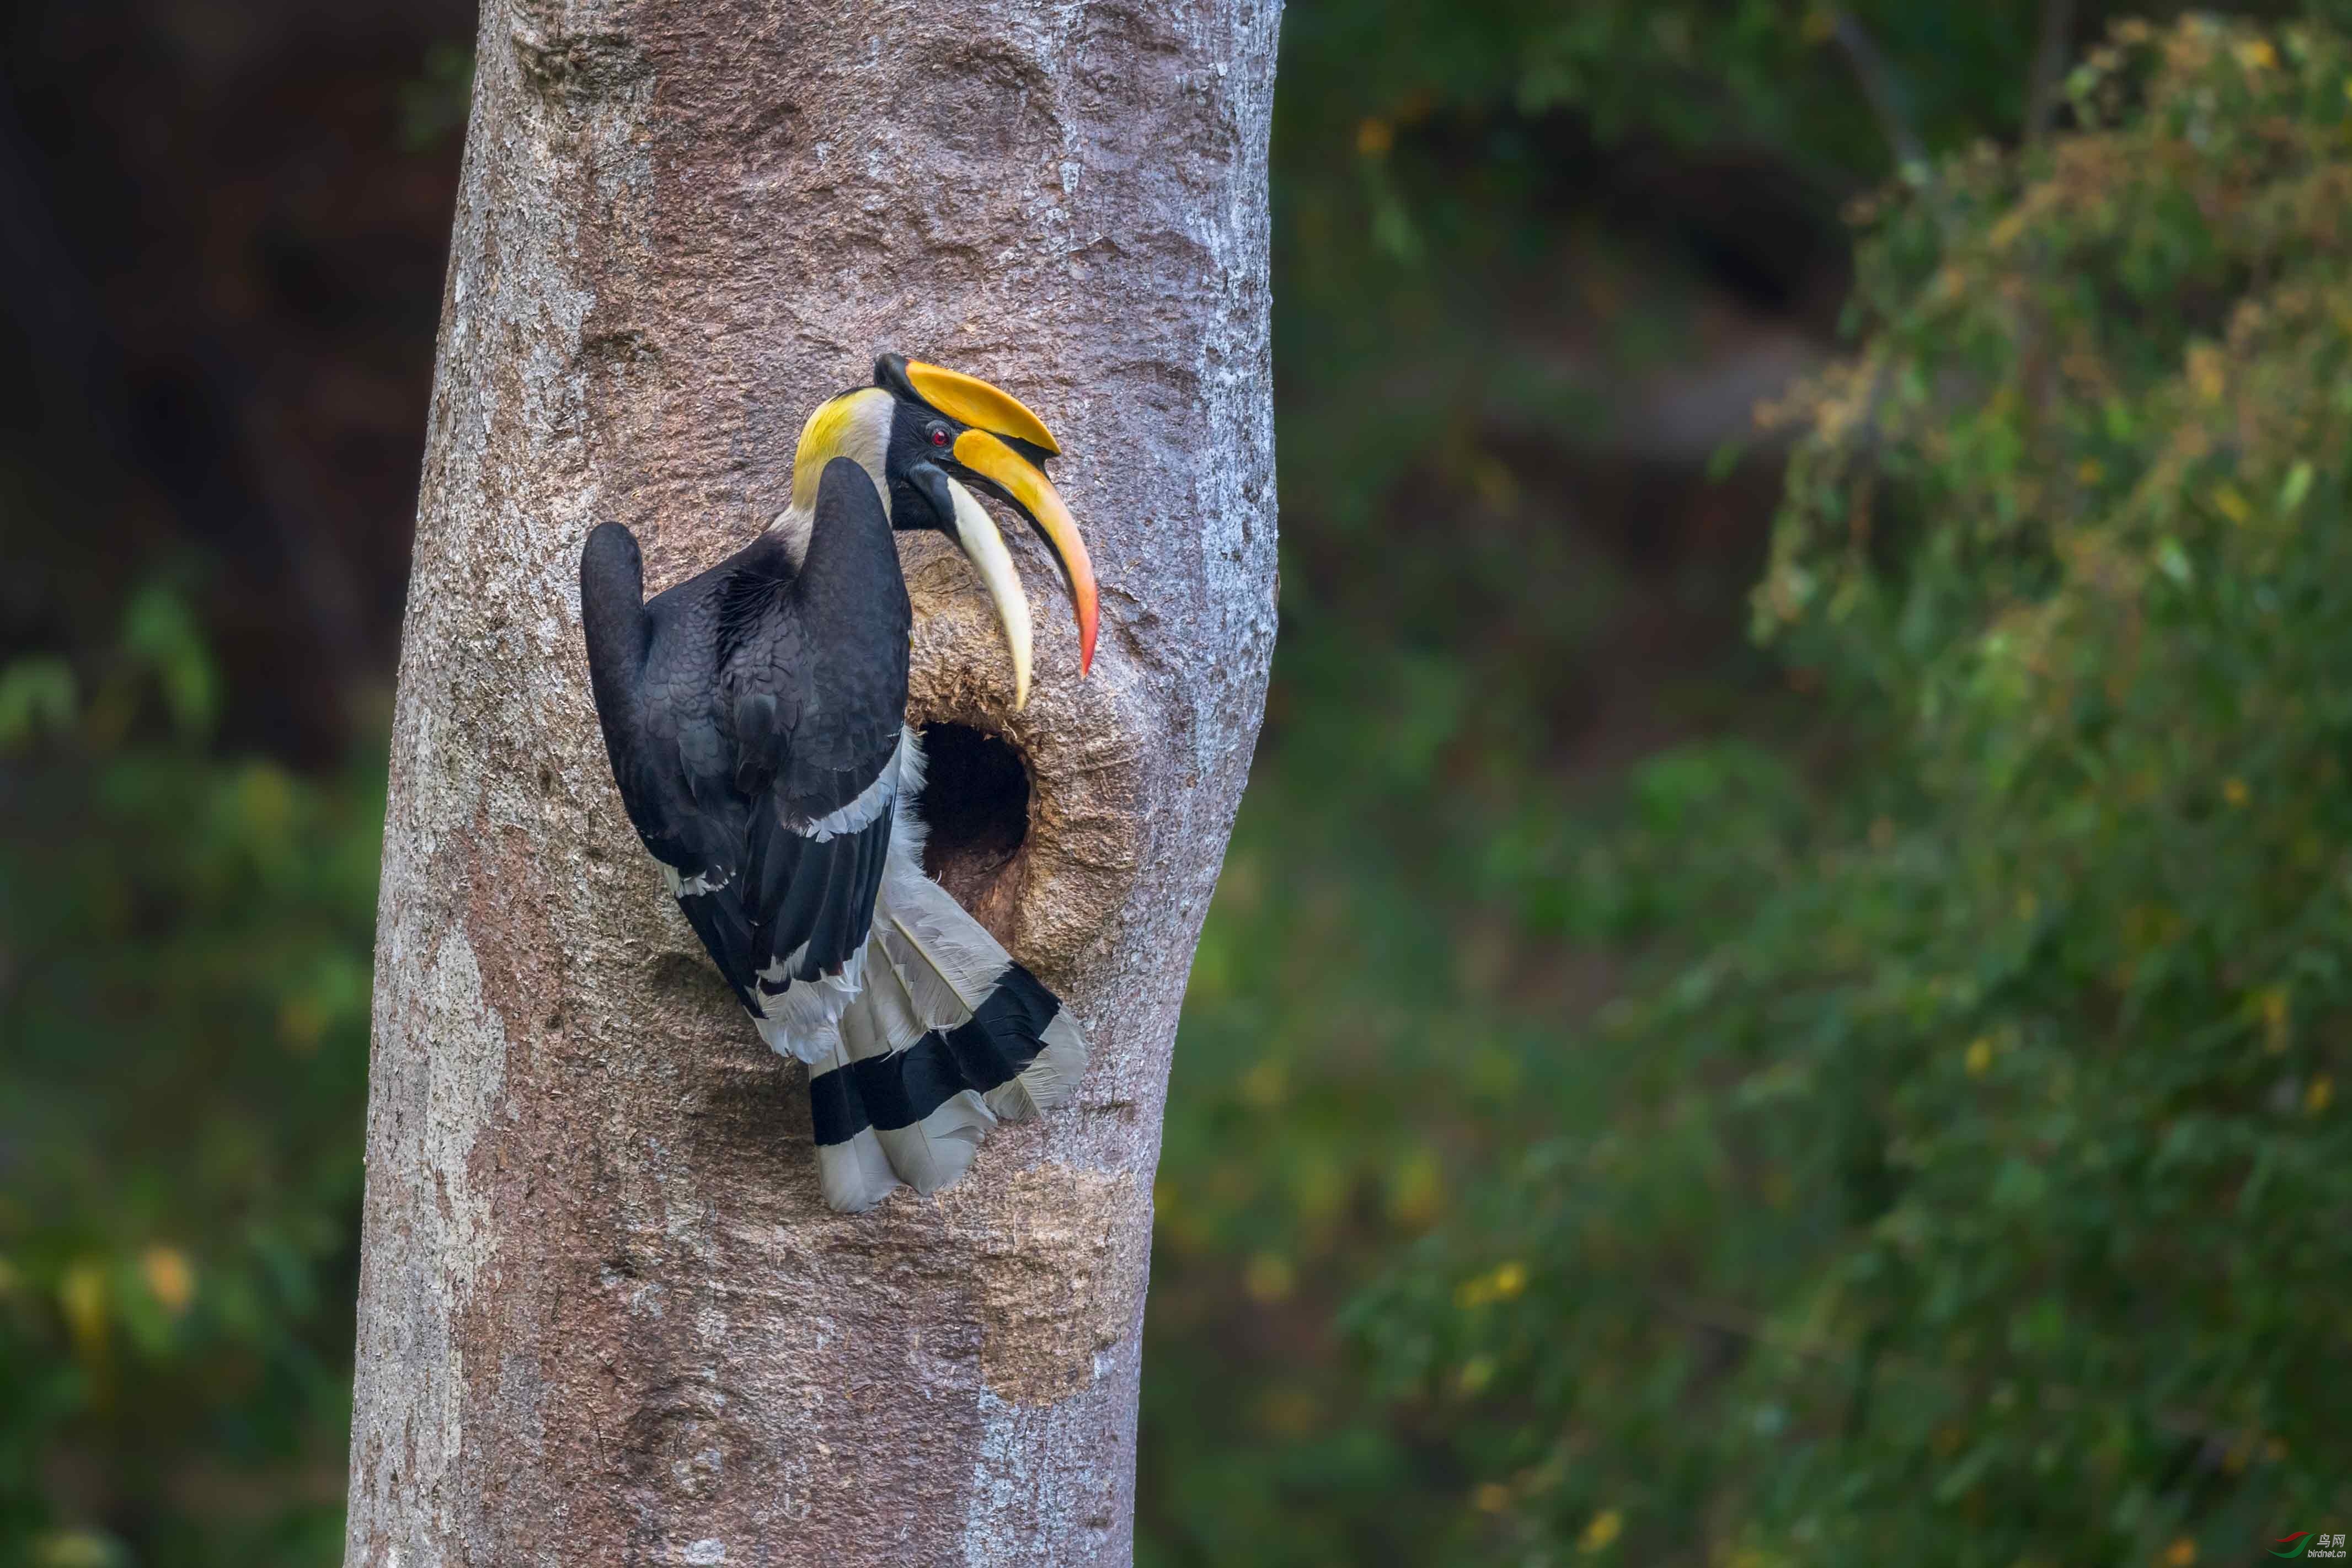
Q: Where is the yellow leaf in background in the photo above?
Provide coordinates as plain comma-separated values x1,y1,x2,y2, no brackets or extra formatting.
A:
2258,987,2291,1052
2077,458,2107,485
1387,1148,1444,1228
1965,1038,1995,1077
236,762,295,839
58,1261,106,1357
277,995,327,1054
1457,1355,1496,1395
1472,1482,1512,1514
1243,1252,1295,1303
1580,1508,1625,1553
2223,777,2251,807
1455,1260,1529,1308
141,1246,195,1315
2188,343,2226,403
1238,1059,1287,1109
34,1532,124,1568
2210,484,2252,525
2233,37,2277,72
1355,117,1393,158
2307,1074,2335,1114
2163,1536,2198,1567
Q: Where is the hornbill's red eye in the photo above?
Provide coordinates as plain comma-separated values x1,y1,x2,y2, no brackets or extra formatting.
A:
929,425,951,447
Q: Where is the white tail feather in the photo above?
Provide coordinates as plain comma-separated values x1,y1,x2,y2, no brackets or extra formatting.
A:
754,943,865,1066
878,1090,997,1195
838,968,996,1196
877,873,1008,1021
799,727,1091,1210
856,946,929,1052
983,1009,1087,1124
809,1032,900,1212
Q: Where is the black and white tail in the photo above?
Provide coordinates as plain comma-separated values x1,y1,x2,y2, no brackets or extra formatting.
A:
795,751,1087,1212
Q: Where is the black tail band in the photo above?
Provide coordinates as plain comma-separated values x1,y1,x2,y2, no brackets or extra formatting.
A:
810,965,1062,1147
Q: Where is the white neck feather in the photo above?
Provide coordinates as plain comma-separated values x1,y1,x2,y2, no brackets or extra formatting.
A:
766,386,895,567
766,501,815,569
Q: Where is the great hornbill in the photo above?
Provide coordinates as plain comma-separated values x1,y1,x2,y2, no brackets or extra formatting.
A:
579,354,1098,1212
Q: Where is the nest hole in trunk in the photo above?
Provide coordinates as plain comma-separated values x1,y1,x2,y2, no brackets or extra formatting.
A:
918,721,1030,919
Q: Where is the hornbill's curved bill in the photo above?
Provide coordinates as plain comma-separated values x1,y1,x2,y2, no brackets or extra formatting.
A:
873,352,1098,706
578,354,1097,1211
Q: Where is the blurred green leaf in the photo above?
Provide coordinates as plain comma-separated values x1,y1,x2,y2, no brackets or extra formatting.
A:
0,590,377,1565
0,657,78,748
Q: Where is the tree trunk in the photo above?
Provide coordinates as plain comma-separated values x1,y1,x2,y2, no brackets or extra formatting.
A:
343,2,1278,1562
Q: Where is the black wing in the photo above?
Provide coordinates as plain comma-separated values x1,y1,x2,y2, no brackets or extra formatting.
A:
582,548,759,1015
717,458,913,1003
587,462,912,1021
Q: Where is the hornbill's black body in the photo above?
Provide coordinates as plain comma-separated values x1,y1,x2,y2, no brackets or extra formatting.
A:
579,357,1097,1211
582,459,908,1002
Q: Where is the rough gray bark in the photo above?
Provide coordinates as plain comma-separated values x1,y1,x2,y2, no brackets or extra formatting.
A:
343,2,1278,1563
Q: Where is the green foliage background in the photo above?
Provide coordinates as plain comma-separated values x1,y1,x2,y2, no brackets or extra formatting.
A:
7,5,2352,1566
2,590,378,1566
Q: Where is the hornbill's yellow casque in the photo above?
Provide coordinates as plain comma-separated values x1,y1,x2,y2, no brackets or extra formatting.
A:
579,354,1098,1212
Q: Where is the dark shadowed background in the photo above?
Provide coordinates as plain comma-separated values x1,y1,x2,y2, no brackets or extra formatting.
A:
6,3,2351,1565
